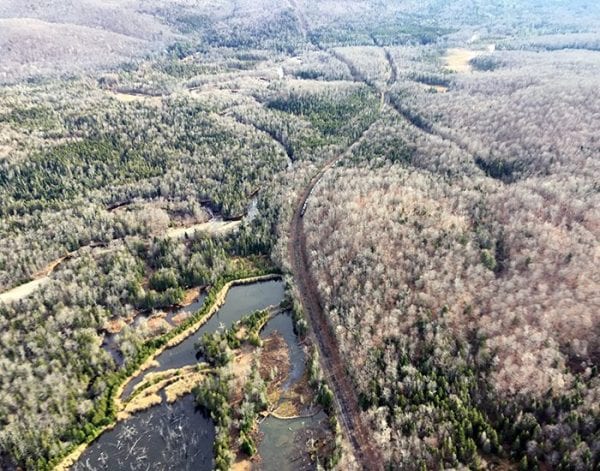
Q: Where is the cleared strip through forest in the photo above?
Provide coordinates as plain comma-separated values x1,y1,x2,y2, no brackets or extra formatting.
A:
0,243,106,304
222,111,295,164
279,7,386,465
289,118,385,470
288,42,490,470
373,46,482,162
370,33,399,86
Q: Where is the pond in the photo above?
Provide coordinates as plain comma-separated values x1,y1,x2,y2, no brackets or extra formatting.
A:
74,279,285,470
73,394,214,471
258,412,328,471
101,291,208,369
75,278,334,471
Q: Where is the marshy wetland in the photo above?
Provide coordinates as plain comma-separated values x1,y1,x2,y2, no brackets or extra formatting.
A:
68,278,331,470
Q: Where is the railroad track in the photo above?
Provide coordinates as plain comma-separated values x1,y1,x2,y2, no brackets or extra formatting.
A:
281,4,389,465
288,121,384,470
283,16,480,468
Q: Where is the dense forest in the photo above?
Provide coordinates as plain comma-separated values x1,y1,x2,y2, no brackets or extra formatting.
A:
304,23,599,471
0,0,599,469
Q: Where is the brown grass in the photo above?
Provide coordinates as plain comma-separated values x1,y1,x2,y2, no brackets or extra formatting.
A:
444,48,481,73
171,311,191,326
181,287,201,306
231,459,252,471
120,392,162,417
104,318,127,334
230,345,257,404
118,365,208,420
165,370,206,403
272,371,315,418
146,316,170,337
33,256,67,278
166,220,241,239
258,333,291,406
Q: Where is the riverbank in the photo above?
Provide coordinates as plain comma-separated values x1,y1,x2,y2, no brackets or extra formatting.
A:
115,273,281,404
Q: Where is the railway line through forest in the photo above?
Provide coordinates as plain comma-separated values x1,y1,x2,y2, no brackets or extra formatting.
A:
283,5,395,468
288,118,384,470
285,32,466,467
286,6,498,469
286,35,482,466
284,28,478,467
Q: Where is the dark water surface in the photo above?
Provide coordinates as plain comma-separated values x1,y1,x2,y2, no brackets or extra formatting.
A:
258,312,325,470
165,292,207,325
101,292,207,369
122,279,284,398
260,312,305,390
258,412,327,471
73,394,214,471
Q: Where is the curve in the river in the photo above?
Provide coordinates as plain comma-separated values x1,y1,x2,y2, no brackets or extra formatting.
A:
121,278,285,400
65,277,284,471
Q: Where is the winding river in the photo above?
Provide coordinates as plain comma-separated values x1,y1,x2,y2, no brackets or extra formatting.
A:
257,312,327,470
73,279,285,470
73,278,326,470
122,280,285,399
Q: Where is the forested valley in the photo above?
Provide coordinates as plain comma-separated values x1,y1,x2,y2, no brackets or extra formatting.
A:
0,0,598,470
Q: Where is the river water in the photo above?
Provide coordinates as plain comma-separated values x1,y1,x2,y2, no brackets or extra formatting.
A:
258,412,328,471
257,313,327,470
260,313,305,391
72,394,214,471
75,279,284,470
121,279,285,399
75,279,325,471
